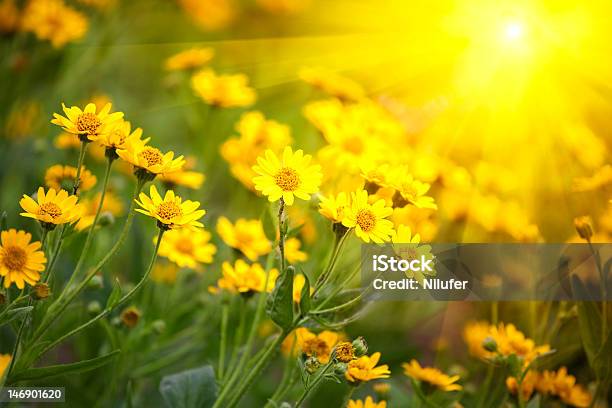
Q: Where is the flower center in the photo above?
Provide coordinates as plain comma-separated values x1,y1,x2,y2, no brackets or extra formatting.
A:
76,112,101,135
275,167,300,192
156,202,182,221
175,238,194,254
335,342,355,363
356,209,376,232
2,246,27,271
39,202,62,219
302,338,330,359
138,147,163,167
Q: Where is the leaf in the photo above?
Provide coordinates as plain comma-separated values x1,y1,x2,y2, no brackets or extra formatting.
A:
0,306,33,326
506,354,523,379
299,272,311,316
9,350,120,382
159,365,217,408
266,266,294,330
261,206,277,242
105,278,122,309
571,275,602,368
593,331,612,382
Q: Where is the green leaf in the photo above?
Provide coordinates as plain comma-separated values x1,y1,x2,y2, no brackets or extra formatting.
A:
266,265,294,330
593,331,612,382
9,350,120,382
506,354,523,379
159,365,217,408
571,276,602,368
0,306,33,326
299,272,311,316
105,278,122,309
261,206,277,242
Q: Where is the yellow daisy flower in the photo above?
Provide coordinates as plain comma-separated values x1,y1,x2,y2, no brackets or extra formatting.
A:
51,102,123,142
20,187,83,227
281,327,340,364
345,352,391,383
284,237,307,263
216,216,271,261
537,367,592,408
191,68,256,108
135,185,205,230
54,132,82,150
0,354,11,377
347,396,387,408
216,259,278,295
342,190,394,243
319,191,350,223
402,359,462,392
116,138,185,177
157,227,216,270
44,164,97,192
75,191,125,231
177,0,235,32
90,119,147,152
506,370,539,402
0,229,47,289
151,262,180,284
299,66,366,102
165,47,215,71
21,0,88,48
159,169,206,190
391,225,434,283
389,172,437,210
252,146,322,206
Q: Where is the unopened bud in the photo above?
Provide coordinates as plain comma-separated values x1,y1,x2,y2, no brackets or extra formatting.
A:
482,336,498,352
87,301,102,315
152,319,166,334
32,283,50,300
333,362,348,376
88,274,104,290
121,306,141,328
352,336,368,357
574,216,593,241
304,356,320,374
98,211,115,227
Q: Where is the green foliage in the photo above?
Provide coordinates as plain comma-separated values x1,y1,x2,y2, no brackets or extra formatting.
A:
159,365,217,408
266,266,294,330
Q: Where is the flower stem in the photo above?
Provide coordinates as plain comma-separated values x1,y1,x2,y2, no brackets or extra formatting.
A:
587,241,607,344
278,198,286,274
294,360,335,407
313,228,349,296
341,386,356,408
72,141,88,195
218,302,229,380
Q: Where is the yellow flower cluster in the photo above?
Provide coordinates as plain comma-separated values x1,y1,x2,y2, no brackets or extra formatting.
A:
402,359,462,392
506,367,592,407
45,164,97,192
20,0,88,48
191,69,256,108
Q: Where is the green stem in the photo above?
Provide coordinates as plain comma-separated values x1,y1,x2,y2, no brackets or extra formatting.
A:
587,241,607,344
72,141,88,195
265,349,297,408
278,199,286,274
218,302,229,380
341,386,356,408
33,228,165,361
313,228,349,296
294,360,335,407
227,297,247,375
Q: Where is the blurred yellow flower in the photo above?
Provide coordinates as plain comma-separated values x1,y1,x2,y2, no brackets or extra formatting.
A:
506,370,538,401
572,164,612,192
299,67,366,102
0,0,19,33
347,396,386,408
157,227,216,270
292,273,313,303
256,0,310,14
0,229,46,289
345,352,391,383
51,102,123,142
117,138,185,176
216,259,277,295
284,237,307,263
91,120,147,152
151,262,179,284
20,0,88,48
0,354,11,377
77,0,116,10
319,191,350,223
75,191,124,231
54,132,81,150
252,146,322,206
389,172,437,210
159,169,205,190
4,101,40,139
135,185,206,230
44,164,97,192
281,327,339,364
191,69,256,108
165,47,215,71
402,359,462,392
216,216,271,261
538,367,592,408
342,190,394,243
20,187,83,227
178,0,235,31
221,111,292,190
391,225,434,283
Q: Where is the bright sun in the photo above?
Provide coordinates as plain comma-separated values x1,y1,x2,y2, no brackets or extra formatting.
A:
503,20,525,42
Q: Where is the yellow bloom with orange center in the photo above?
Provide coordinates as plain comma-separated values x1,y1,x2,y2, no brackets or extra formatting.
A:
216,259,277,294
284,237,307,263
191,69,256,108
216,216,271,261
91,119,147,151
389,172,437,210
75,191,124,231
299,67,366,102
20,187,83,226
135,185,205,230
0,229,46,289
20,0,88,48
319,192,350,223
44,164,97,192
117,138,185,176
0,354,11,377
402,359,462,392
165,47,215,71
51,102,123,142
342,190,394,243
281,327,340,364
347,396,386,408
157,227,216,270
537,367,591,408
345,352,391,383
253,146,322,206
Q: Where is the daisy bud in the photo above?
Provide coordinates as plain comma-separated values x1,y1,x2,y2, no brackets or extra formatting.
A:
32,283,50,300
333,362,348,376
121,306,141,328
152,319,166,334
88,274,104,290
334,342,355,363
304,355,321,374
482,336,498,352
352,336,368,357
98,211,115,227
87,301,102,315
574,216,593,242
